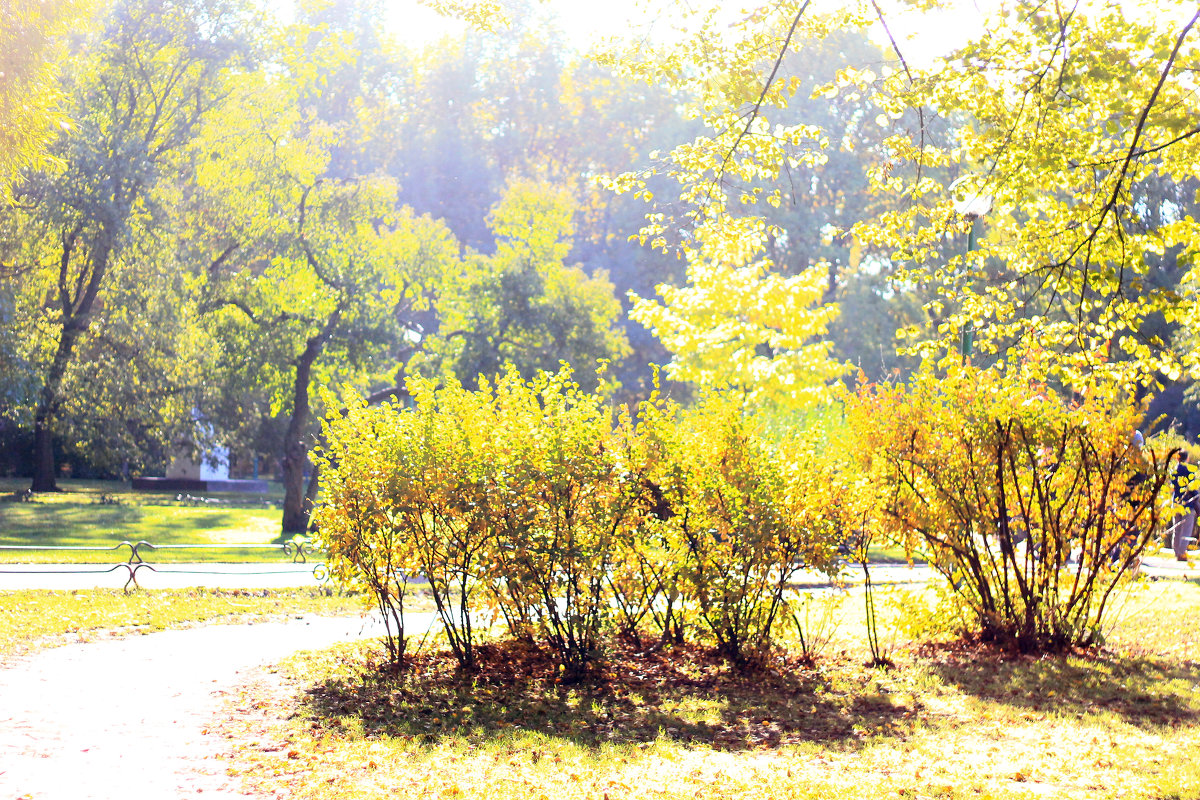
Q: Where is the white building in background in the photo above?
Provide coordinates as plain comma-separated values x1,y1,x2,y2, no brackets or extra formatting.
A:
136,417,267,493
164,445,230,481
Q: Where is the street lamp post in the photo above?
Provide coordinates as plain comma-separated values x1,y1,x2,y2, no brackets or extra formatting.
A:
960,217,979,363
952,186,993,365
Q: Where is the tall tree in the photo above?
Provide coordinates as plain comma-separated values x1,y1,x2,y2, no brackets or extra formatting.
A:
596,4,870,404
4,0,245,491
607,0,1200,394
839,1,1200,391
629,214,846,405
196,14,457,534
389,20,690,399
612,27,920,399
203,178,454,533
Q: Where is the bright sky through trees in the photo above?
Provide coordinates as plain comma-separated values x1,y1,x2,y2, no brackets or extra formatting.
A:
383,0,640,46
379,0,1198,68
356,0,986,59
379,0,993,62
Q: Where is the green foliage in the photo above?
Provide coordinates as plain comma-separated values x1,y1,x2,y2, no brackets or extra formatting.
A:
598,4,871,405
0,0,79,195
418,179,631,396
195,17,460,533
628,223,847,405
608,0,1200,395
1,0,250,490
386,22,689,402
849,357,1173,652
882,582,970,645
845,2,1200,388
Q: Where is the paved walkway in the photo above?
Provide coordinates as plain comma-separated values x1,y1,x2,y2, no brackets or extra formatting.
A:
1,562,937,591
1140,553,1200,578
0,613,434,799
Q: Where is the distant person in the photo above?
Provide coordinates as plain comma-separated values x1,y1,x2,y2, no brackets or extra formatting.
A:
1171,450,1197,562
1111,430,1150,569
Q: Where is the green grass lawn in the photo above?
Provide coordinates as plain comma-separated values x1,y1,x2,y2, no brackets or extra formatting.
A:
0,478,292,563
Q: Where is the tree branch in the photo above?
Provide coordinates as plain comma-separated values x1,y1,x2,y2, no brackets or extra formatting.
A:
1049,8,1200,286
869,0,928,197
207,241,240,276
707,1,812,197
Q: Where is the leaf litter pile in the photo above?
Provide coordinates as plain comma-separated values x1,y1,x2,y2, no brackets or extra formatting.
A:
225,643,1200,798
302,639,922,750
222,583,1200,799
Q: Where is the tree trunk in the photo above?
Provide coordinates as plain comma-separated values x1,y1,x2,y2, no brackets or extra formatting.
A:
29,299,94,492
30,418,58,492
280,348,317,535
29,204,120,492
295,383,404,533
280,307,342,536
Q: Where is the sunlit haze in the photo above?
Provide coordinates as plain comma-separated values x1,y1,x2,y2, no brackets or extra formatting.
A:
379,0,649,49
374,0,997,65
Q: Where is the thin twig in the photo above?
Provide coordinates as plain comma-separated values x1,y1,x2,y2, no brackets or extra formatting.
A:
706,1,812,198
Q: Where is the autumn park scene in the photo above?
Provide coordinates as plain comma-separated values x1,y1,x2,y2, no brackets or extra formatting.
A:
3,0,1200,797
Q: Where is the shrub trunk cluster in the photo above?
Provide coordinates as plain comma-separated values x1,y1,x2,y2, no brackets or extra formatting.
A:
849,363,1171,653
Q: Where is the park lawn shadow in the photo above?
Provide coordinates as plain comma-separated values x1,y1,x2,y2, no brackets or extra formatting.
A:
0,497,283,563
297,639,921,752
158,510,243,531
0,503,147,542
915,639,1200,729
0,502,236,542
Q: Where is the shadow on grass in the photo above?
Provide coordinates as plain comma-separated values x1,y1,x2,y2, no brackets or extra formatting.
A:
0,502,268,545
299,640,919,752
0,504,148,540
918,641,1200,729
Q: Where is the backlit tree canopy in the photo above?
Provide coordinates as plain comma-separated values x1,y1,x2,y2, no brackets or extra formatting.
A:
855,1,1200,390
417,178,631,395
602,0,1200,396
6,0,1200,509
0,0,79,195
3,0,248,490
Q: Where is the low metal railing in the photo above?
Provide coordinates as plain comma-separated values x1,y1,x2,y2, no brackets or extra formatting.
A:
0,539,327,591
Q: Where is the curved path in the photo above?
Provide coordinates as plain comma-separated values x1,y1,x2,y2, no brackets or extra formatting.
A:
0,613,434,799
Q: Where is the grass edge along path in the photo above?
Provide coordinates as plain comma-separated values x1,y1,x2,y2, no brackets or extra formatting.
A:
225,580,1200,800
0,587,371,659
